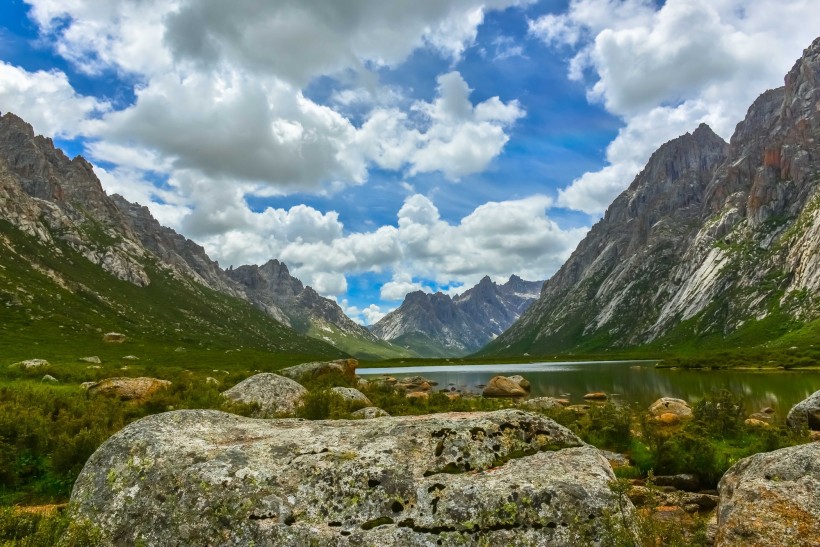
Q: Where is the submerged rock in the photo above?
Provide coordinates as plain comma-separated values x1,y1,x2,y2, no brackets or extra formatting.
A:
786,389,820,430
716,442,820,546
221,373,307,417
70,409,631,546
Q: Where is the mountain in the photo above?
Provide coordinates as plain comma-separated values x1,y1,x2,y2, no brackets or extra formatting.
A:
0,110,356,363
481,37,820,357
226,260,413,359
370,275,543,357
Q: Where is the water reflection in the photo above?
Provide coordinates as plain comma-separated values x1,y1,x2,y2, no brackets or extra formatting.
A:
359,361,820,418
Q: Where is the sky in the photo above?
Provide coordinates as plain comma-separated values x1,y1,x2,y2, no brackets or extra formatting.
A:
1,0,818,325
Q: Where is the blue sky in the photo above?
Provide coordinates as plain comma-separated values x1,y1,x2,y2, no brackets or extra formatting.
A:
1,0,818,324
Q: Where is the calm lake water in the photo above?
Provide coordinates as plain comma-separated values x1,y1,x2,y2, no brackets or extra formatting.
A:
359,361,820,420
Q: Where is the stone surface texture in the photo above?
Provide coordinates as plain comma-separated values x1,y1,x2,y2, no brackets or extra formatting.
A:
70,409,630,546
221,373,307,417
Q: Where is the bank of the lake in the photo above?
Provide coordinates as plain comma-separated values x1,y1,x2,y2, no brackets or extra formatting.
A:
358,360,820,418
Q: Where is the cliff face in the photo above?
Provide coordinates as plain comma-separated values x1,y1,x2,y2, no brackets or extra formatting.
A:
483,37,820,357
371,275,542,357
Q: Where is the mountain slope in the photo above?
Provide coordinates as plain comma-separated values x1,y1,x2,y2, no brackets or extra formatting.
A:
371,275,542,357
481,37,820,357
0,111,341,364
226,261,414,359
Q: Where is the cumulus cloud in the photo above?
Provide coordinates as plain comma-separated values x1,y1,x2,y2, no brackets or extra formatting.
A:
380,273,432,301
532,0,820,214
0,61,108,137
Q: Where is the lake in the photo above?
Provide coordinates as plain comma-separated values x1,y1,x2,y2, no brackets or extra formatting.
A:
359,361,820,420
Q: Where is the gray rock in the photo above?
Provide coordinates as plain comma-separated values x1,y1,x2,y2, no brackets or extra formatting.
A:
79,356,102,364
279,359,358,382
507,375,531,391
102,332,126,343
351,407,390,419
786,389,820,430
70,409,631,546
41,374,58,383
716,442,820,546
222,373,307,417
520,397,565,411
88,377,171,401
11,358,50,369
648,398,692,419
330,387,371,406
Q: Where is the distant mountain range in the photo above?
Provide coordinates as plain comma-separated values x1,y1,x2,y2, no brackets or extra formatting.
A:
481,37,820,357
370,275,543,357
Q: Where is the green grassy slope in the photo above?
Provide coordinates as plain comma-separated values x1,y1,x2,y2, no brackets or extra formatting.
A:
0,219,344,368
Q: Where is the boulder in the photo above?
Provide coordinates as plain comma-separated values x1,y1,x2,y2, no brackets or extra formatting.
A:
744,418,770,428
222,373,307,417
786,389,820,430
520,397,565,411
11,359,50,369
279,359,358,382
506,375,531,392
648,398,692,419
102,332,126,343
87,377,171,401
583,392,607,401
70,409,632,546
716,443,820,546
482,376,528,398
330,387,372,406
79,356,102,364
351,407,390,419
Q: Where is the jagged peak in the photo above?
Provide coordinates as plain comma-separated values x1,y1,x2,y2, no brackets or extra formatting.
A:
0,111,35,138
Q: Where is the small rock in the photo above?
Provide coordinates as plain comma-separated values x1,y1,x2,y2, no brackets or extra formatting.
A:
746,412,773,422
41,374,58,383
329,387,372,406
205,377,220,386
222,374,307,417
744,418,771,428
86,365,102,370
102,332,126,343
174,347,186,353
482,376,528,398
79,356,102,364
648,397,692,419
80,381,95,390
405,391,429,400
351,407,390,419
653,474,699,492
122,355,140,361
583,392,608,401
520,397,565,411
11,359,50,369
88,377,171,401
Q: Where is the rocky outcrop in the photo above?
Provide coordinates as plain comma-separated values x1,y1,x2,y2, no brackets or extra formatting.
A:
87,377,171,401
482,376,528,398
483,37,820,356
716,442,820,546
221,373,307,417
371,275,543,357
786,389,820,430
279,359,358,382
70,409,630,546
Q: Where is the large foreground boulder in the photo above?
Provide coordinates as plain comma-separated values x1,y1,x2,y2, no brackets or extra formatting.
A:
279,358,358,382
786,390,820,430
716,442,820,546
222,373,307,417
87,377,171,401
70,409,631,546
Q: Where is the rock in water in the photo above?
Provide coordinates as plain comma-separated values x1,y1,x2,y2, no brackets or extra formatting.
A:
786,389,820,430
70,409,631,546
221,373,307,417
482,375,528,398
716,443,820,546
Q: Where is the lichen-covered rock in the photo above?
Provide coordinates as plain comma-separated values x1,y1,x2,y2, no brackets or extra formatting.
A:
482,376,528,398
351,407,390,419
716,442,820,546
70,409,631,546
330,387,371,406
520,397,565,411
87,377,170,400
648,398,692,419
10,358,50,369
79,356,102,364
221,373,307,417
786,389,820,430
279,359,358,382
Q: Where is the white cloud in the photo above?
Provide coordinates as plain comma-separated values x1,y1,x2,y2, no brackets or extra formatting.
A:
533,0,820,214
380,273,432,301
0,61,108,138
